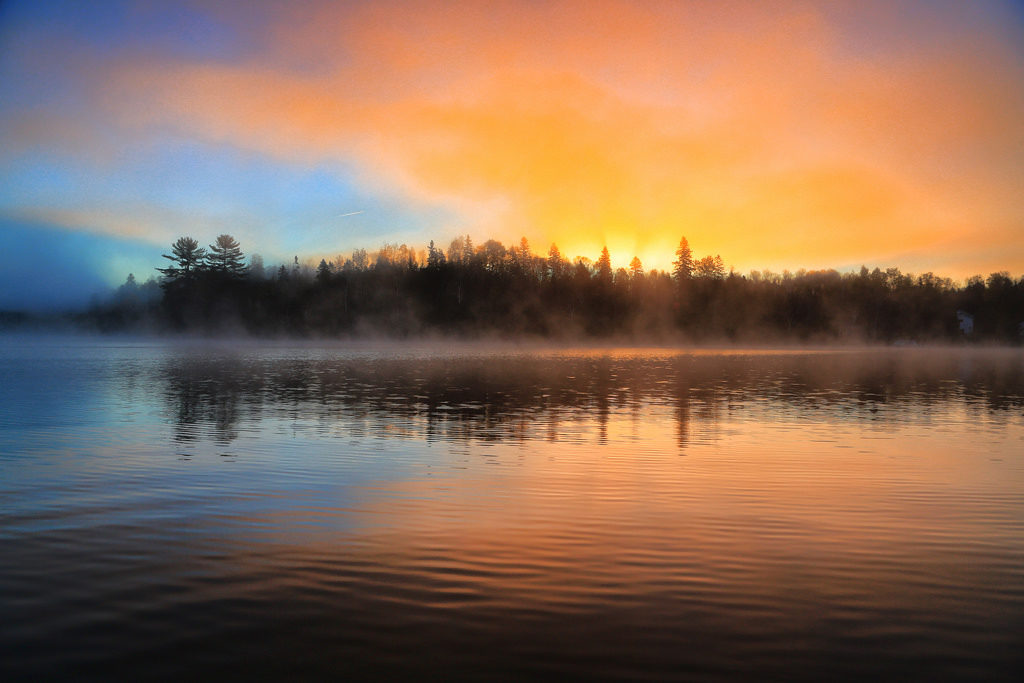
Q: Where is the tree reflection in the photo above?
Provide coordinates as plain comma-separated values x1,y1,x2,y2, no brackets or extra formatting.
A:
158,350,1024,448
163,359,252,444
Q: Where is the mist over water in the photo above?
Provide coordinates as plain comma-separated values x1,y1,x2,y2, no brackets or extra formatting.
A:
1,338,1023,680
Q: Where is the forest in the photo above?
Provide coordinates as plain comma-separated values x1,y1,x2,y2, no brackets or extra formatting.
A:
61,234,1024,342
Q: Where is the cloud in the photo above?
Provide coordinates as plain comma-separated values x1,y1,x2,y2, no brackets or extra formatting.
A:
3,0,1023,275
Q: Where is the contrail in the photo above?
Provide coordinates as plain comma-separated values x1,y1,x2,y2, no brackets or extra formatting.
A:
338,211,363,218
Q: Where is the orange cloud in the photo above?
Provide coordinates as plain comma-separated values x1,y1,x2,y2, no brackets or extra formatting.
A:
63,1,1024,274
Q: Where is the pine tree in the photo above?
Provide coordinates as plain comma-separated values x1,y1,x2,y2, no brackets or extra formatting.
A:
672,237,693,281
206,234,246,276
548,244,564,279
316,258,332,284
157,237,206,282
629,256,644,278
248,253,265,279
596,246,613,282
427,240,445,268
695,255,725,280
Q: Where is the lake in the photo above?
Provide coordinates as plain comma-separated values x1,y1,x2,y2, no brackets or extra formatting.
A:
1,338,1022,680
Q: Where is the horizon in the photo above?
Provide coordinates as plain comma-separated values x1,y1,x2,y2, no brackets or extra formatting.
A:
5,225,1023,313
2,223,1023,313
2,1,1024,309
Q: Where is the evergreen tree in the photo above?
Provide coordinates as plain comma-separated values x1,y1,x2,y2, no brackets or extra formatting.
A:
115,273,139,304
629,256,644,278
248,253,265,279
427,240,445,268
513,236,532,273
596,246,613,282
316,259,332,284
134,231,1024,342
548,244,565,279
695,255,725,279
672,237,693,281
157,237,207,282
206,234,246,276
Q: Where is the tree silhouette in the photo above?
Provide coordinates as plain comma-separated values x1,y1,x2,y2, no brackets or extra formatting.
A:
695,255,725,279
248,253,265,279
446,236,465,264
596,246,613,282
479,239,506,271
316,259,332,284
128,230,1024,342
548,244,565,279
158,237,206,282
427,240,445,268
512,236,532,274
350,248,368,271
672,237,693,282
629,256,644,278
206,235,246,276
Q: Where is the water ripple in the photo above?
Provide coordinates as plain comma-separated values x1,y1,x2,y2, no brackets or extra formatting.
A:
1,342,1023,680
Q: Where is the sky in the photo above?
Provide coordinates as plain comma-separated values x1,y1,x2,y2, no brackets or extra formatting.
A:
1,0,1023,309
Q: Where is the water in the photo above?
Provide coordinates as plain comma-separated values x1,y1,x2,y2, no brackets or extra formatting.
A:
1,338,1022,681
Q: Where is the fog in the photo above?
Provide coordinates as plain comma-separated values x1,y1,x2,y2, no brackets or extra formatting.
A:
0,221,157,311
4,230,1022,344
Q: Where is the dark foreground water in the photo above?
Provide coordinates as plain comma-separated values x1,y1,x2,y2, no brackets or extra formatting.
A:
1,338,1022,681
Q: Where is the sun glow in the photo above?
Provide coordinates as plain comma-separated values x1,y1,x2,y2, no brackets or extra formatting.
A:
1,0,1022,278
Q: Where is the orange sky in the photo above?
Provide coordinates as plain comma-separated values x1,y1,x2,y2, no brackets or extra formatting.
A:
2,0,1023,278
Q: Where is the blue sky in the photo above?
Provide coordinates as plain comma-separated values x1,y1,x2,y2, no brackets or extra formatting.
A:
0,0,450,307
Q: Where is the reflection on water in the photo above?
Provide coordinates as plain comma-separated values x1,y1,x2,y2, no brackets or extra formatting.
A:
1,340,1023,681
159,347,1024,447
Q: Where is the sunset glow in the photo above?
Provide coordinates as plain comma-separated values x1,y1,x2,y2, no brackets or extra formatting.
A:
2,0,1023,304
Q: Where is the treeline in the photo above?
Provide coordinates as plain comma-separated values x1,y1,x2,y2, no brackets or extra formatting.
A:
83,233,1024,342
